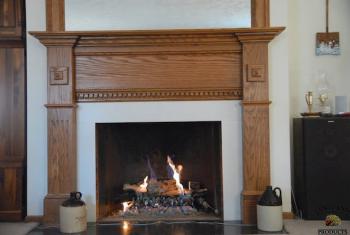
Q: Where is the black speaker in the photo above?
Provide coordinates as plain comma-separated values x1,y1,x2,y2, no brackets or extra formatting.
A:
293,117,350,220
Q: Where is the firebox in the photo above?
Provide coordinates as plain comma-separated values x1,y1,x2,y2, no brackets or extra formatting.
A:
96,121,223,221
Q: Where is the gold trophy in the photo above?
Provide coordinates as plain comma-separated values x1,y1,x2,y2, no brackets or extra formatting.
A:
305,91,313,113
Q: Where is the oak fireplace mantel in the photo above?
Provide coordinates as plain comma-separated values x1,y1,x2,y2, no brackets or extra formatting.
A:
30,0,285,224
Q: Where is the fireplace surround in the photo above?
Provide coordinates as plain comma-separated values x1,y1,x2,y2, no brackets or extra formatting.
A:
29,0,284,225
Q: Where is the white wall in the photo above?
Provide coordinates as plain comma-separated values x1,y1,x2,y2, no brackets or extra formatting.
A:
289,0,350,116
269,0,291,213
26,0,47,216
26,0,293,220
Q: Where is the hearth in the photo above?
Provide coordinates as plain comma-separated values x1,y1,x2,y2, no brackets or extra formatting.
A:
96,122,222,221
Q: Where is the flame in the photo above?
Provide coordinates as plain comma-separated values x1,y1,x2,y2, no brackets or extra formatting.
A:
122,201,133,213
167,156,184,194
138,176,148,193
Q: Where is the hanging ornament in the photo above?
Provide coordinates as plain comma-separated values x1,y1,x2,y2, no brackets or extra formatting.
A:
316,0,340,56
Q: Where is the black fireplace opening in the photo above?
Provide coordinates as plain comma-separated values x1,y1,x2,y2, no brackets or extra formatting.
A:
96,121,223,221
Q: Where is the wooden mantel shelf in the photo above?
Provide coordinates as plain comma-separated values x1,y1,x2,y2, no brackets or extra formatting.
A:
30,27,284,36
30,27,284,45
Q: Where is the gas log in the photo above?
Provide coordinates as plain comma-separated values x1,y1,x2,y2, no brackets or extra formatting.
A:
119,178,216,217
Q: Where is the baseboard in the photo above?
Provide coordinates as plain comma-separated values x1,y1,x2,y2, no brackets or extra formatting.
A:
25,215,43,223
0,210,23,221
283,212,295,219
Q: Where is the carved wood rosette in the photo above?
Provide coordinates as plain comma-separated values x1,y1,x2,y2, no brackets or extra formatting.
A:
40,36,78,224
236,31,277,224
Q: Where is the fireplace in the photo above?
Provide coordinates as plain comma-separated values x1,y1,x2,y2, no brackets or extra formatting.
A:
31,25,283,224
96,122,222,221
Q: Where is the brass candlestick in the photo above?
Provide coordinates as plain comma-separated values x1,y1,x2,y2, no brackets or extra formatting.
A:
305,91,313,113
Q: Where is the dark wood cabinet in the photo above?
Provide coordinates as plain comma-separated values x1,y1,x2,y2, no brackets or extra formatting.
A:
0,0,26,221
293,117,350,220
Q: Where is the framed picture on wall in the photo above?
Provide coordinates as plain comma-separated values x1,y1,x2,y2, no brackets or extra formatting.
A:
316,32,340,56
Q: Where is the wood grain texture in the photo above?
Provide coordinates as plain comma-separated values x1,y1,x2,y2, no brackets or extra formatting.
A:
240,35,273,223
251,0,270,28
0,163,24,221
47,46,76,104
242,191,262,224
46,0,65,32
43,36,77,223
0,47,25,221
76,53,241,90
47,108,76,194
30,28,283,103
44,194,69,224
242,106,270,191
0,48,25,162
0,0,23,39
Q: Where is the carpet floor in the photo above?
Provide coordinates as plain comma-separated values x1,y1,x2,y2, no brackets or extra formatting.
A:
284,219,350,235
0,222,38,235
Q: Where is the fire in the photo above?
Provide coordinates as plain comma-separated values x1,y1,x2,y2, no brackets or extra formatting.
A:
167,156,184,194
139,176,148,193
122,201,133,213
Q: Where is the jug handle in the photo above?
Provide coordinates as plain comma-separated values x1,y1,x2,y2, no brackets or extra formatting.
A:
273,187,282,201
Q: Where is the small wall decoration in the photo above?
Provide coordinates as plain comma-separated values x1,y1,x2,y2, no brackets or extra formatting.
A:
316,0,340,56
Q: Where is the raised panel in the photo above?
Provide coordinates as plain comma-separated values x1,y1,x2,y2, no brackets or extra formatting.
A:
242,105,270,191
0,164,23,221
0,0,23,38
0,48,25,161
47,108,76,194
76,53,241,91
0,0,16,27
242,42,269,101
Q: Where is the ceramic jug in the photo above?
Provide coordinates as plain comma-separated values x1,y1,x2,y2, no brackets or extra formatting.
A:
257,186,283,232
59,192,87,233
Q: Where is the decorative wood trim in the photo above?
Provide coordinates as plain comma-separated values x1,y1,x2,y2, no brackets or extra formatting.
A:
242,191,262,224
0,211,23,221
25,215,44,223
46,0,65,32
0,40,25,48
251,0,270,28
236,28,284,43
0,160,24,168
0,0,24,40
31,36,79,47
76,88,242,102
49,66,69,85
241,101,272,106
44,194,69,224
30,27,284,39
283,212,295,220
247,65,266,82
45,104,77,108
